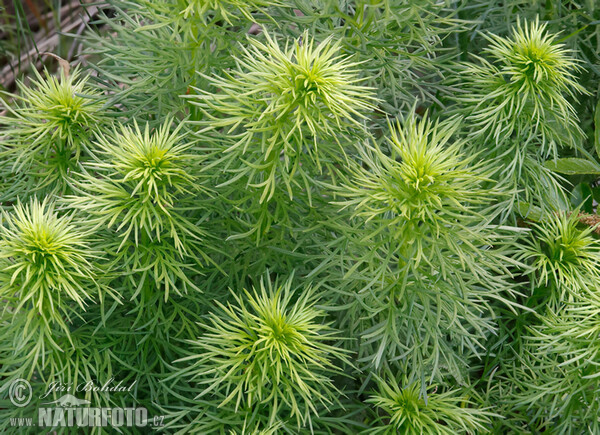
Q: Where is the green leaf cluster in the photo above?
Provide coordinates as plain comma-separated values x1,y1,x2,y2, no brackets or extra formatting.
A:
1,1,600,433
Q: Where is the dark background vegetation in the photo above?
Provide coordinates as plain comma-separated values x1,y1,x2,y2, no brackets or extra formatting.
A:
0,0,96,92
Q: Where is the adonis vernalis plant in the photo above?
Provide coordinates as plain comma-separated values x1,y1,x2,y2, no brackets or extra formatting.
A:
173,276,348,431
188,30,376,247
517,210,600,303
192,30,375,202
69,118,210,303
457,18,589,217
0,198,115,402
464,18,586,150
365,375,493,435
1,1,600,433
328,113,522,385
0,68,106,200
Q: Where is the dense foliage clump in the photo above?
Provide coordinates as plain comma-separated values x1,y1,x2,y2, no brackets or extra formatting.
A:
1,0,600,433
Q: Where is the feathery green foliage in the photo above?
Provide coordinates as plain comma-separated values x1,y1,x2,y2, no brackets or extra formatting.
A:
192,30,375,204
68,118,209,301
327,113,523,386
517,210,600,300
454,17,591,218
0,197,114,396
366,375,493,435
464,18,586,151
1,1,600,433
0,68,106,200
175,275,348,430
0,197,104,331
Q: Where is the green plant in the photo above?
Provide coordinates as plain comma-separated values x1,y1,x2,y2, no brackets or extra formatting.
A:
464,18,586,150
365,374,493,435
68,117,211,305
491,299,600,434
2,2,600,433
0,68,106,200
517,210,600,303
166,275,350,432
326,112,523,387
456,17,589,217
192,30,375,203
0,197,115,395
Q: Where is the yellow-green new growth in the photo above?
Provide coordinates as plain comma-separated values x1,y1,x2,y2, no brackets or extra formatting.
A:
192,30,376,203
202,30,374,138
178,275,348,429
337,113,494,266
0,198,101,331
485,18,584,102
463,18,587,155
0,68,105,198
68,119,209,303
342,115,485,217
8,68,103,155
71,118,202,253
366,376,492,434
517,210,600,301
94,120,196,204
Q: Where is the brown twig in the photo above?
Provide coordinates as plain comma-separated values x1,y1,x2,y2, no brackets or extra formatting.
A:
577,213,600,234
23,0,48,33
0,1,100,90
